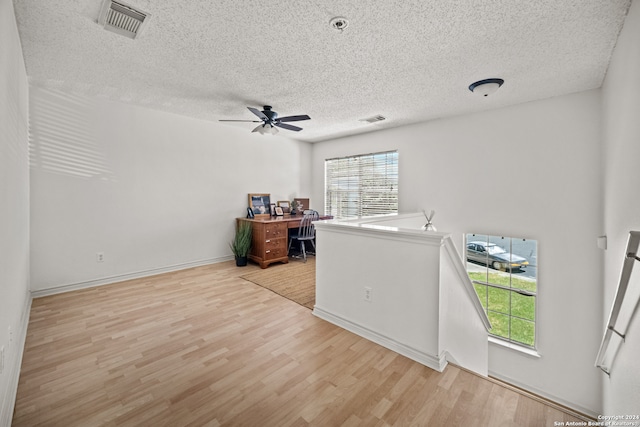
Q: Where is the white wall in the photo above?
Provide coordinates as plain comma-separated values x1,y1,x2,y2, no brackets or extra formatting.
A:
29,87,311,293
311,90,603,415
601,0,640,415
0,0,31,424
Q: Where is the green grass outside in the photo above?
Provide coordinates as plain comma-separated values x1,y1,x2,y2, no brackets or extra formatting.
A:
470,271,536,347
468,271,537,292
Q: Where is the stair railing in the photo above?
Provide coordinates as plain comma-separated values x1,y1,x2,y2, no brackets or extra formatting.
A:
595,231,640,375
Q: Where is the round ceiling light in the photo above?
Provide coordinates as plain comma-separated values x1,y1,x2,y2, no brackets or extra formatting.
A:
468,78,504,97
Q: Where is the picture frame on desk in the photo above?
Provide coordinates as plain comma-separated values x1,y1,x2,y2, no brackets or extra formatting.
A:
249,193,271,218
277,201,290,213
270,203,277,216
274,206,284,216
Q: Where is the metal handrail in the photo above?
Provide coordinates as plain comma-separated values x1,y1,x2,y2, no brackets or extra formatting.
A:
595,231,640,375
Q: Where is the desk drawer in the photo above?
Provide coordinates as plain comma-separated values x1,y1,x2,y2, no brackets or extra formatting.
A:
264,246,287,260
264,238,286,250
264,222,287,238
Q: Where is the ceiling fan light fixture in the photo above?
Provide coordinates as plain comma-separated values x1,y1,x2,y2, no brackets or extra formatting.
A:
221,105,309,134
252,123,278,135
469,78,504,97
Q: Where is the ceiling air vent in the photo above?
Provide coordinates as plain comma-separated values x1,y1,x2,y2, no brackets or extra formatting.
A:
359,115,386,124
98,0,150,39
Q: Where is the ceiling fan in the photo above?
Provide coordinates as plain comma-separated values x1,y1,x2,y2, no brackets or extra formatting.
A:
219,105,310,134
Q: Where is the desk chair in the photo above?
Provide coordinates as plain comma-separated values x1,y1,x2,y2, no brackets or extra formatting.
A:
288,210,319,262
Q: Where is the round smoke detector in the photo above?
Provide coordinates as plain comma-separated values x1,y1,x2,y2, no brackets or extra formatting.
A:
330,17,349,31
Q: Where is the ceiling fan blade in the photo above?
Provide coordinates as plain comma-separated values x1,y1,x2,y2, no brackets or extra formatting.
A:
277,115,310,122
248,107,268,121
219,119,261,122
275,122,303,132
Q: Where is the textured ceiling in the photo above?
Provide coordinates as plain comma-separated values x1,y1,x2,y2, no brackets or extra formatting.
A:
13,0,632,142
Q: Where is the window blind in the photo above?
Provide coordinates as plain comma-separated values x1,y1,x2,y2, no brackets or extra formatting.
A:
324,150,398,218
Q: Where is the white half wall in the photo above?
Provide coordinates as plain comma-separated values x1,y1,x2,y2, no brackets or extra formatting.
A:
439,237,490,376
313,221,442,360
313,214,489,375
0,1,31,425
601,0,640,415
311,90,603,415
29,87,312,293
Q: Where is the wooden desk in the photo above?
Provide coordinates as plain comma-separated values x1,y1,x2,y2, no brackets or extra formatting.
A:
237,215,332,268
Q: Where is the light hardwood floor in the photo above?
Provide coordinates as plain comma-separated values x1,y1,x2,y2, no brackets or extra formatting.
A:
14,260,589,426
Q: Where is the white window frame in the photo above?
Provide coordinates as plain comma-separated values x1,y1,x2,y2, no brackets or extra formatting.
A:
465,234,538,350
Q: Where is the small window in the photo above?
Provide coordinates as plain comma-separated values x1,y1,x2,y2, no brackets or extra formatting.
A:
324,151,398,219
466,234,538,348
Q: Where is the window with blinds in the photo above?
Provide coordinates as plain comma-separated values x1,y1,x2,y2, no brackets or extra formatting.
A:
324,150,398,219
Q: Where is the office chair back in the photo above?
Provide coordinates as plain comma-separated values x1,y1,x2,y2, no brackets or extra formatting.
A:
297,210,319,241
288,210,319,261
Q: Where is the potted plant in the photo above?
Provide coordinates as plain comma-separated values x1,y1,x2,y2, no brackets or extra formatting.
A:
290,199,303,215
230,221,252,266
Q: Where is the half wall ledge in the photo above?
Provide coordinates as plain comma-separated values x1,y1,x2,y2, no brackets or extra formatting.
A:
313,213,490,376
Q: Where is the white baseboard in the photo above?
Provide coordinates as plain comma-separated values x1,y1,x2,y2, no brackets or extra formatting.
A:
312,305,447,372
1,291,32,427
488,370,598,419
31,256,234,298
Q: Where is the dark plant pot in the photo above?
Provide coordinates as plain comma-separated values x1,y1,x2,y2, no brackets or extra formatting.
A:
235,256,248,267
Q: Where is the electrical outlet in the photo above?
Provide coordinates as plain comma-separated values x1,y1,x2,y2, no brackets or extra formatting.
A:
8,326,12,343
96,252,104,263
364,287,372,302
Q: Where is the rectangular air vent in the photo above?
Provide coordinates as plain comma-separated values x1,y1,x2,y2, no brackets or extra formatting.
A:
359,115,386,123
98,0,150,39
